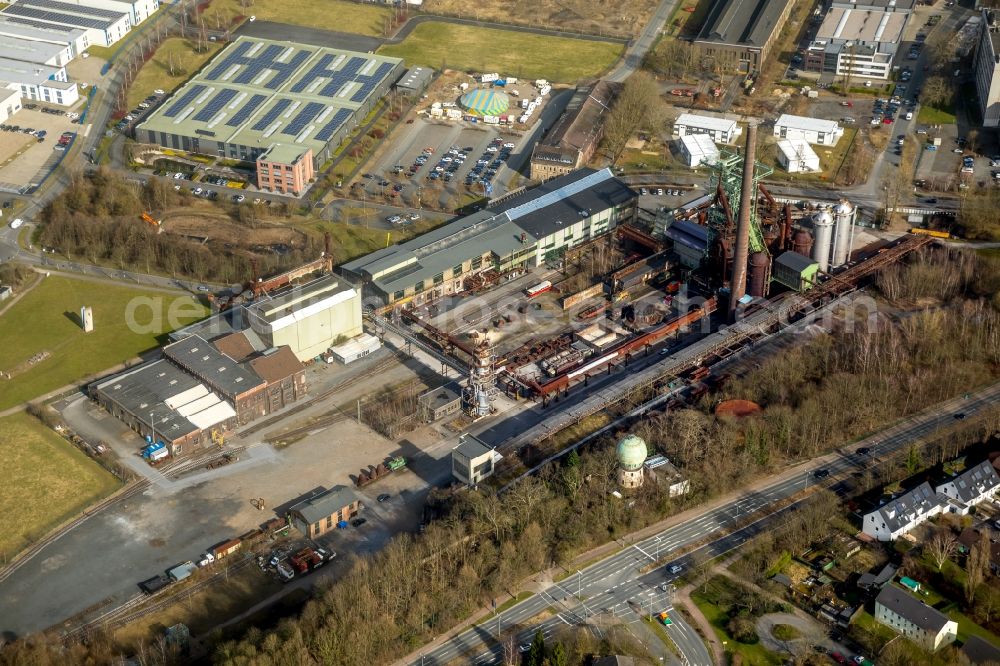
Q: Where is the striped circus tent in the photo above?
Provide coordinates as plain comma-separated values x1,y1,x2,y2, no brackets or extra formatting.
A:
458,89,510,116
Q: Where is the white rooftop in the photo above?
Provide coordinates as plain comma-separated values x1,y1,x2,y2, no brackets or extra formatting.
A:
681,133,721,161
776,138,818,161
775,114,841,134
0,56,62,86
1,35,65,66
675,112,738,132
0,16,85,42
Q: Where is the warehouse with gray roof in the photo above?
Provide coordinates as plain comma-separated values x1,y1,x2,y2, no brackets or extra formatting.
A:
0,0,133,47
694,0,794,73
135,36,404,169
341,167,637,307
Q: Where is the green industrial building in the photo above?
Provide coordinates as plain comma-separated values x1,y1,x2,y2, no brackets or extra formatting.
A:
341,168,637,308
136,36,404,167
772,251,819,292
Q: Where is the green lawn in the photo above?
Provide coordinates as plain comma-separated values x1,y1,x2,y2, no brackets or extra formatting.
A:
208,0,389,36
917,105,957,126
690,590,784,666
0,275,208,409
127,38,224,107
0,413,121,559
378,23,623,83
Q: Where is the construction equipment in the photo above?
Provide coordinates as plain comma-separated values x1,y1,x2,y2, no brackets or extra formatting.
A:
140,212,162,234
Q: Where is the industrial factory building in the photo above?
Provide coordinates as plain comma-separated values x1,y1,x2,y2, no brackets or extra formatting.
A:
774,115,843,146
672,113,741,144
0,19,89,60
0,0,136,48
92,335,306,454
247,274,363,361
136,37,404,170
342,168,638,308
771,251,819,291
694,0,794,73
529,80,618,180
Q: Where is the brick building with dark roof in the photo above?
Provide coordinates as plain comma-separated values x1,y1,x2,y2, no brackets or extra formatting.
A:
694,0,794,73
529,80,618,181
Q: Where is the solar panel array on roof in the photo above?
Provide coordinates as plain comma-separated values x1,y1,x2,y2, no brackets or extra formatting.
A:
226,93,267,127
282,101,324,136
251,98,291,131
290,55,364,97
206,42,312,90
164,84,207,117
351,62,394,102
3,4,108,29
24,0,123,20
193,88,239,122
314,107,352,142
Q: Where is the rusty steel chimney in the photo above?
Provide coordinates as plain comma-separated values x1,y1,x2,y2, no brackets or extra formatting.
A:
729,121,757,323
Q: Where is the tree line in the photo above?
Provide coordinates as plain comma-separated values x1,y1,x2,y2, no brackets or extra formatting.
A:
37,170,323,283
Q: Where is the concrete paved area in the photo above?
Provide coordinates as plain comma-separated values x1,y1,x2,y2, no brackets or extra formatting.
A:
0,383,457,637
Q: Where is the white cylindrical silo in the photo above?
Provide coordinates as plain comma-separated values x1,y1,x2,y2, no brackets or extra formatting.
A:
831,200,855,267
811,209,834,273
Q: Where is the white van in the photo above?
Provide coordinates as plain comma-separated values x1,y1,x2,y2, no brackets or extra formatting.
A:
9,218,23,229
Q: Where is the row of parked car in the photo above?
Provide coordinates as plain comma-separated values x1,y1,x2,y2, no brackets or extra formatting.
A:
115,89,165,132
464,138,514,187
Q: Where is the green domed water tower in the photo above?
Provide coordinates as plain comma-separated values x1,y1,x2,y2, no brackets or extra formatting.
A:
617,433,647,489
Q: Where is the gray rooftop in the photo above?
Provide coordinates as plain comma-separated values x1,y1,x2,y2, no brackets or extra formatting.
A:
137,36,403,156
490,167,636,240
290,485,359,524
162,334,264,398
938,460,1000,504
168,306,251,343
1,34,70,65
246,274,355,324
0,16,86,42
876,585,952,633
696,0,792,48
92,360,203,440
864,481,945,534
341,167,634,297
775,250,818,273
0,56,62,86
395,66,433,92
454,433,493,460
1,0,127,31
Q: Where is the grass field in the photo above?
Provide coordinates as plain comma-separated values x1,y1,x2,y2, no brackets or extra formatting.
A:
0,276,208,410
378,23,623,83
918,104,957,126
127,38,223,108
0,413,121,559
208,0,390,36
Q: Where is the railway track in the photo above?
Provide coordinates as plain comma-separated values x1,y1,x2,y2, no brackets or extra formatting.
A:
61,554,255,641
240,354,400,438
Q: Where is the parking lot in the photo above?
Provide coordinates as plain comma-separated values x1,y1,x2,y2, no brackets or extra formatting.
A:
357,117,515,210
0,104,86,189
115,88,167,135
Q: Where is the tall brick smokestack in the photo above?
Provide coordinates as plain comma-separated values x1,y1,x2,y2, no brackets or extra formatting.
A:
728,121,757,323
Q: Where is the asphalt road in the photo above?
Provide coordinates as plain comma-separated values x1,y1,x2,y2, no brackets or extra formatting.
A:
606,0,679,83
411,382,1000,665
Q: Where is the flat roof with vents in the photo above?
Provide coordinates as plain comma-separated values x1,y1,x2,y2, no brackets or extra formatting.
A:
162,334,264,398
137,36,403,159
